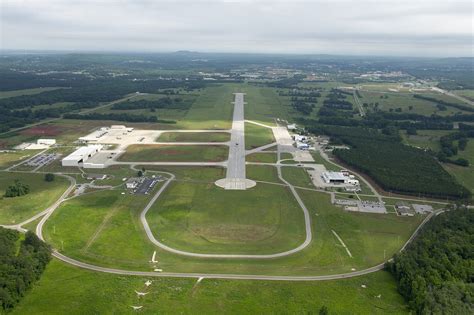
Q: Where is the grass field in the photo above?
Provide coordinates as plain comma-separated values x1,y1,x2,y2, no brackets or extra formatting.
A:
118,144,229,162
0,150,41,169
245,123,275,150
442,139,474,193
42,168,423,275
146,182,306,254
401,129,452,151
453,89,474,101
14,259,408,314
246,152,277,163
281,166,314,188
177,84,235,129
242,84,292,124
139,166,226,182
246,165,280,183
0,87,63,99
358,91,471,116
156,132,230,142
0,172,69,224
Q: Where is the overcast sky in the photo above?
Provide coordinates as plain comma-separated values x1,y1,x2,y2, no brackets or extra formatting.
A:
1,0,472,57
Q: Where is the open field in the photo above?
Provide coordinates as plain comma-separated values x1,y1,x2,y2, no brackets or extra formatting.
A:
177,84,234,129
453,89,474,101
146,182,306,254
0,172,69,224
281,166,314,188
118,144,229,162
0,87,63,99
246,165,280,183
244,122,275,150
242,84,292,124
139,166,226,182
401,129,452,151
42,165,423,276
442,139,474,193
156,132,230,142
0,150,41,169
358,91,471,116
13,259,408,314
246,152,277,163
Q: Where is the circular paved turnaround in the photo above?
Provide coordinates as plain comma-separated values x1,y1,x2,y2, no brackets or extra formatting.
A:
215,178,257,190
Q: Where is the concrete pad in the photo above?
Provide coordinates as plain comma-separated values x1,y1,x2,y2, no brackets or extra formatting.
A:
215,178,256,190
294,150,314,162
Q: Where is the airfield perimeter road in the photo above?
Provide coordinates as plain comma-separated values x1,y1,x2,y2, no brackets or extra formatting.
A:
32,186,438,280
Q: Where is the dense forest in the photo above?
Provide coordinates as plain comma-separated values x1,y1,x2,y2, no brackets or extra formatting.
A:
387,208,473,314
0,228,51,311
310,125,470,199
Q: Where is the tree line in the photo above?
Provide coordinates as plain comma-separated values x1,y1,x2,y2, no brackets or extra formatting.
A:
307,125,470,199
0,228,51,311
387,207,473,314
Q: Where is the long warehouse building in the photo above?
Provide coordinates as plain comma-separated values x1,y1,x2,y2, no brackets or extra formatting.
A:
62,145,103,167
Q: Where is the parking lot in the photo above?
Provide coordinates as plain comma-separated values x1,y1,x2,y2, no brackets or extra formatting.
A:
130,176,164,195
26,153,59,167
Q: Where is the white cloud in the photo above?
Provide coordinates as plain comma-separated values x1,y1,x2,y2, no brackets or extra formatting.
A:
1,0,472,56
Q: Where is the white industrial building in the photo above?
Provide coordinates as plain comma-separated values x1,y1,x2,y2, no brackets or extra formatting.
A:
296,142,310,150
62,145,103,167
322,171,347,184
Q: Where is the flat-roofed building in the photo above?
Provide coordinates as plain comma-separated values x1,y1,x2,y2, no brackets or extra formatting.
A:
37,139,56,145
322,171,347,184
61,145,103,167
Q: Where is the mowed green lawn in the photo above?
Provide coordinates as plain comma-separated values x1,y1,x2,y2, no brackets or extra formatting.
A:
0,172,69,224
43,167,424,276
119,144,229,162
43,189,157,268
281,166,314,188
146,181,306,254
242,84,292,124
176,84,235,129
14,259,408,314
246,152,277,163
0,150,40,170
245,123,275,150
156,132,230,142
246,165,280,183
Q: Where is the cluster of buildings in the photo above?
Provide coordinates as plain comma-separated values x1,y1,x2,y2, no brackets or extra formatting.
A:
15,138,56,150
79,125,134,144
395,202,433,216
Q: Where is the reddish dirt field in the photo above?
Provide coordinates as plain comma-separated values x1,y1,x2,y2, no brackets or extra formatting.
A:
20,125,62,136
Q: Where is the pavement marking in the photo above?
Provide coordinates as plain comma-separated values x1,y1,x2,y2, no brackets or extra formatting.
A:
332,230,353,258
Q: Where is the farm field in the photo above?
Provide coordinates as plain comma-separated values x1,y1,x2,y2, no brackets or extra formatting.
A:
146,181,306,254
118,144,229,162
156,131,230,142
13,259,408,314
244,122,275,150
0,172,69,224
